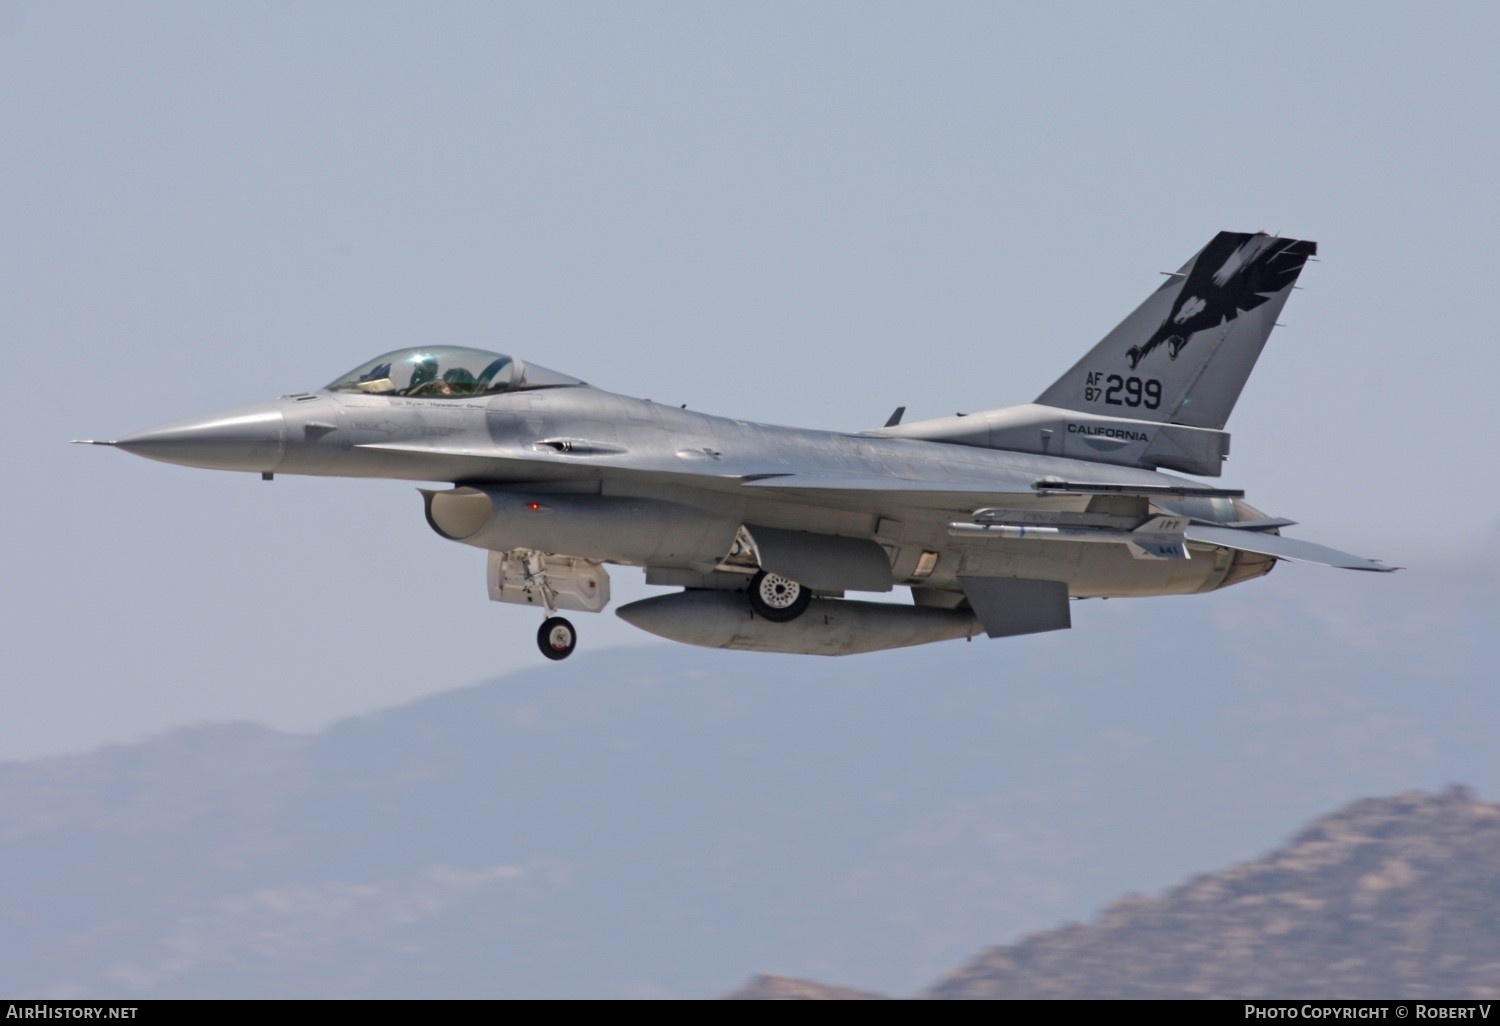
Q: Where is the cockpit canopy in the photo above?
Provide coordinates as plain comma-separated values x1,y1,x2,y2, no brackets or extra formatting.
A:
326,347,585,399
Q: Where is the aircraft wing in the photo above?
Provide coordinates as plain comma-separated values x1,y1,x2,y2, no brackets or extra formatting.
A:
1184,524,1398,572
358,444,1398,571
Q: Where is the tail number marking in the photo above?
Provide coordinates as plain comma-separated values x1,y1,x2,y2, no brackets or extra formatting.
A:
1085,373,1161,410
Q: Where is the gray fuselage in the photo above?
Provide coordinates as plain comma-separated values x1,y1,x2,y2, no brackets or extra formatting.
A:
237,383,1271,600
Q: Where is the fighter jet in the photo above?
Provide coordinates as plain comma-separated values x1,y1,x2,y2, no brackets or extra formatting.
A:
77,231,1394,661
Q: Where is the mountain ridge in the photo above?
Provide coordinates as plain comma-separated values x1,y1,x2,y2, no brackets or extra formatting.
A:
729,787,1500,999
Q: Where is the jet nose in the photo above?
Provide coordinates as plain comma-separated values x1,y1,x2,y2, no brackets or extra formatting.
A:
114,403,287,473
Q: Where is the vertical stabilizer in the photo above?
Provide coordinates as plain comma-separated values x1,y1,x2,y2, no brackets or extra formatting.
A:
1035,232,1316,429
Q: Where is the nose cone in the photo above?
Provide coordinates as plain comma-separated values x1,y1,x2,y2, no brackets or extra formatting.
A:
115,403,287,473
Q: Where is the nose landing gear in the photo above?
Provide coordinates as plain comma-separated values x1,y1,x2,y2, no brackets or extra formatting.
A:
485,549,607,662
537,615,577,660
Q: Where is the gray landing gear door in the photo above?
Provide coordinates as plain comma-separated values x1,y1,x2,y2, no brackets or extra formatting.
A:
743,525,894,593
957,577,1071,638
488,550,611,614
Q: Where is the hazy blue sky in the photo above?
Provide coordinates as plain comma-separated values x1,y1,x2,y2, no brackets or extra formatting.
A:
4,2,1498,760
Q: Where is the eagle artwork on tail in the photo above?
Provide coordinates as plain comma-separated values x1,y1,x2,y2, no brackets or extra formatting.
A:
1125,233,1316,370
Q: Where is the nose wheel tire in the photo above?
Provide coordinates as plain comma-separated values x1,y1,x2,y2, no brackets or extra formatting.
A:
748,570,812,622
538,616,577,660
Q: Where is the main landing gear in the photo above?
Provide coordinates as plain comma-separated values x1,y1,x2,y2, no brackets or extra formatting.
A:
748,570,811,622
537,615,577,660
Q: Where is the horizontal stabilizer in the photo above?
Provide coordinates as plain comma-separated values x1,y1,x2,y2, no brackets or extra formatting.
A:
1185,524,1397,572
